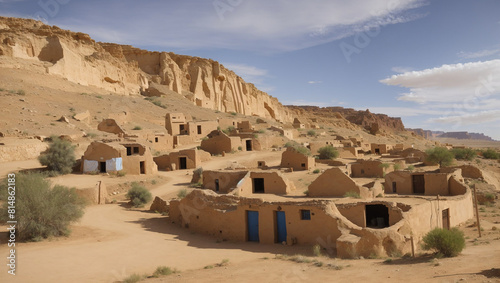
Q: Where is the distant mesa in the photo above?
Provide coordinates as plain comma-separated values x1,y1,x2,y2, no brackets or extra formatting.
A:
407,129,496,141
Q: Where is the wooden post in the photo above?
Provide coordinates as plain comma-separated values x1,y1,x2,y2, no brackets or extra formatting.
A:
410,235,415,258
473,186,482,238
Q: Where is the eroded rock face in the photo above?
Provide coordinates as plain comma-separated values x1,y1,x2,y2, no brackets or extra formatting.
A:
0,16,292,122
287,106,405,134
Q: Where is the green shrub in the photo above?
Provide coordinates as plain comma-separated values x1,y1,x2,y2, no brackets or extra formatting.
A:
17,89,26,95
284,141,311,156
317,146,339,160
238,146,242,151
122,274,144,283
313,169,320,174
312,244,322,256
406,165,415,172
38,136,76,175
307,130,317,137
393,163,402,171
343,191,361,198
230,112,237,116
152,266,177,277
0,173,86,241
258,129,266,134
222,126,235,134
482,149,499,159
303,190,309,196
126,183,152,208
177,189,188,199
422,228,465,257
451,148,477,161
425,147,454,167
132,126,142,130
117,171,126,177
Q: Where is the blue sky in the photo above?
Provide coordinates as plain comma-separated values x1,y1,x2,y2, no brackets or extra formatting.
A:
1,0,499,139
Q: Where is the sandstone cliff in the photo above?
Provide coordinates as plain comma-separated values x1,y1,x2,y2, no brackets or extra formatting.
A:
0,17,292,122
287,106,405,134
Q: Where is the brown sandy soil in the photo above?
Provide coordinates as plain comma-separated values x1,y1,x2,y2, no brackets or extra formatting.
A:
0,149,499,283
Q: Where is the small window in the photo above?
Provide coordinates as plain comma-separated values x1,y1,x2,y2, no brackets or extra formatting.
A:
155,137,159,143
361,169,365,174
392,182,397,193
301,163,306,168
301,210,311,220
126,147,132,156
133,147,139,154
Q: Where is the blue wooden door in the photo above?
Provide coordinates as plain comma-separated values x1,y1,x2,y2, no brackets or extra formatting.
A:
276,211,287,243
247,211,259,242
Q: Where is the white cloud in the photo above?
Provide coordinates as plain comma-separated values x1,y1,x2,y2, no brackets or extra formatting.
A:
457,48,500,59
52,0,427,52
308,81,323,84
391,66,414,73
381,59,500,127
381,60,500,103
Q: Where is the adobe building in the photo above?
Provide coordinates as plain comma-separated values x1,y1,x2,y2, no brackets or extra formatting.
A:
269,126,297,140
154,148,211,171
308,168,384,198
351,160,395,178
292,117,306,129
308,141,342,155
200,130,242,155
165,112,219,146
384,168,465,196
371,143,394,155
81,140,157,175
169,182,473,258
202,170,295,196
280,146,315,171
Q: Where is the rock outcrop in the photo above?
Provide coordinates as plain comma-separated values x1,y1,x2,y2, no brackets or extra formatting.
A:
287,106,405,134
0,17,292,122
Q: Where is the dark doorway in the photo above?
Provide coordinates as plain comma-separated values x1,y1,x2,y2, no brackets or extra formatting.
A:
275,211,287,243
140,161,145,174
392,182,397,193
179,157,187,170
412,175,425,194
442,209,450,230
247,211,259,242
100,162,106,173
365,204,389,228
215,179,220,192
179,124,185,132
246,140,252,151
197,125,202,135
155,137,159,143
375,148,380,154
253,178,265,193
126,147,132,156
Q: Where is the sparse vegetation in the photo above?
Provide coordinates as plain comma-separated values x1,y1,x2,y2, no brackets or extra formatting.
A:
222,126,235,134
482,149,499,160
425,147,454,167
132,126,142,130
152,266,178,278
38,136,76,175
126,183,152,208
344,191,361,198
284,141,311,156
393,163,402,171
313,244,322,256
122,273,144,283
86,132,98,138
317,146,339,160
258,129,266,134
17,89,26,95
230,112,237,116
313,169,321,174
406,165,415,172
177,189,188,199
422,228,465,257
117,171,126,177
451,148,477,161
238,146,243,151
303,190,309,196
0,173,86,242
307,130,317,137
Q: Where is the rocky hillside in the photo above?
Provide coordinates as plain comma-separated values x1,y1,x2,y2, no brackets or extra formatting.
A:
407,129,496,141
0,16,292,122
287,106,405,134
